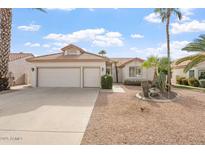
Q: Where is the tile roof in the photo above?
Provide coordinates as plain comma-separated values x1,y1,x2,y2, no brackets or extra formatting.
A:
110,57,144,67
9,52,34,62
27,44,109,62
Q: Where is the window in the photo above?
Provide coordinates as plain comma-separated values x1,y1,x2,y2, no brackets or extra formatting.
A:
189,70,195,78
199,70,205,79
129,66,142,77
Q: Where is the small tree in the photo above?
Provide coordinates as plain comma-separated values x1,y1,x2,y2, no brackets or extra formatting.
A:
142,56,159,82
98,50,107,56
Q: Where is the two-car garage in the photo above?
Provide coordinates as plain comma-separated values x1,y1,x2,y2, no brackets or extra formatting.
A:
37,67,101,88
27,44,107,88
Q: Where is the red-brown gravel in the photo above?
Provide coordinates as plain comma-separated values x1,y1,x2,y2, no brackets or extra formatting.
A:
81,85,205,144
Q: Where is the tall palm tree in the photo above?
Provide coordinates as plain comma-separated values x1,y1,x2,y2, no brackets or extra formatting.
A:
0,9,12,90
154,8,182,92
175,34,205,73
98,50,107,56
0,8,45,90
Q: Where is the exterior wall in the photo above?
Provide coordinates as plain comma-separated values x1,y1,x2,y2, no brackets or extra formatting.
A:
171,68,187,84
8,56,33,85
172,62,205,84
29,61,106,88
121,61,154,82
111,61,154,83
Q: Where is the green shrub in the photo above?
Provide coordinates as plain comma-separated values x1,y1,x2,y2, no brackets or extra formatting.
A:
188,77,200,87
0,77,9,91
101,75,113,89
199,79,205,88
176,76,186,85
123,79,142,86
181,78,189,85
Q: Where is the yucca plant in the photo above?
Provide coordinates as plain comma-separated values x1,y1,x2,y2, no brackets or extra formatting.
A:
176,34,205,73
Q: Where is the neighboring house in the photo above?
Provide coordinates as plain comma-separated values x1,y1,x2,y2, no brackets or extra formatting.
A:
108,58,154,83
172,59,205,84
27,44,155,88
9,52,34,86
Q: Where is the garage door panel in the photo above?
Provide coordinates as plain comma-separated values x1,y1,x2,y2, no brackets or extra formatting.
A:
83,68,100,88
38,68,81,87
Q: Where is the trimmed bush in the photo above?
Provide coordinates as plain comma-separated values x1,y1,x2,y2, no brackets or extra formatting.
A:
199,79,205,88
181,78,189,85
188,77,200,87
101,75,113,89
123,79,142,86
0,77,9,91
176,76,186,85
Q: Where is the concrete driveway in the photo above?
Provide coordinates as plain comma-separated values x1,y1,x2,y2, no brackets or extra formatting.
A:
0,87,99,144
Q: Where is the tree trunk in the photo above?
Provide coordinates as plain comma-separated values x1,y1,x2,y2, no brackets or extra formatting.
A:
0,9,12,90
166,11,171,94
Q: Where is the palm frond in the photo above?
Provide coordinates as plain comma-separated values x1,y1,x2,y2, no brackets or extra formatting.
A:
182,35,205,52
173,9,182,20
183,55,205,72
33,8,47,13
175,55,197,65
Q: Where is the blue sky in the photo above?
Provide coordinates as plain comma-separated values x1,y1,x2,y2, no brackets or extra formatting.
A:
11,8,205,59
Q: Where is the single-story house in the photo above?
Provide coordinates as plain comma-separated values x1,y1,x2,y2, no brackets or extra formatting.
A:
108,58,154,83
27,44,155,88
171,57,205,84
9,52,33,86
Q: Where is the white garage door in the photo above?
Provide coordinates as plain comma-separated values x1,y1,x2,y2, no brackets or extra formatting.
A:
83,67,100,87
38,67,81,87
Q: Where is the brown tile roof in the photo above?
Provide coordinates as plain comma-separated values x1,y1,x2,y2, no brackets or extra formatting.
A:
110,57,144,67
27,44,109,62
9,52,34,62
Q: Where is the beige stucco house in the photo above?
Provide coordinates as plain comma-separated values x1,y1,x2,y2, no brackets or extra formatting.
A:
172,58,205,84
108,58,154,83
9,52,33,85
27,44,108,88
27,44,155,88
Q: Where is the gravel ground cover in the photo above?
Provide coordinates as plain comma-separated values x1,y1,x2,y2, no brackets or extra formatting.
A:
81,85,205,144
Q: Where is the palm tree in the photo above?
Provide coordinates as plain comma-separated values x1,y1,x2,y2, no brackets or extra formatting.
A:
98,50,107,56
0,9,12,90
142,56,159,82
175,34,205,73
154,8,182,92
0,8,45,90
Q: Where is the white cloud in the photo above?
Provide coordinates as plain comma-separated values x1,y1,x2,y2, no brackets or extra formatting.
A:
24,42,40,47
171,20,205,34
144,13,161,23
53,42,67,47
88,8,95,11
178,8,194,22
44,28,123,47
42,44,50,48
17,24,41,32
130,41,193,60
46,8,75,11
131,34,144,39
